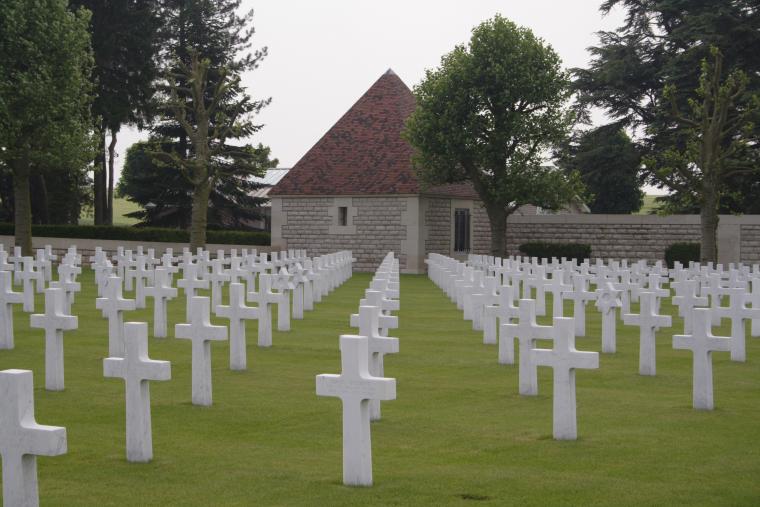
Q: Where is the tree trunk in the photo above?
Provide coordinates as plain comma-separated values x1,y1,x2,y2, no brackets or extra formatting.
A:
93,129,106,225
700,182,719,264
189,178,211,250
34,173,49,224
12,161,33,256
106,130,117,225
487,206,508,257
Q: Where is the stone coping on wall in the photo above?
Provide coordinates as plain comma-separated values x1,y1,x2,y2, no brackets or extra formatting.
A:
507,214,760,225
0,235,273,259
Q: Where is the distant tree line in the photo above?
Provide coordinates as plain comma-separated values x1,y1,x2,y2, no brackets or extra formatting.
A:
0,0,275,253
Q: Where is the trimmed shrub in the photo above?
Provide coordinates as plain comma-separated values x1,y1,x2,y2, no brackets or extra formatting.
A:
664,242,700,269
518,242,592,261
0,224,270,246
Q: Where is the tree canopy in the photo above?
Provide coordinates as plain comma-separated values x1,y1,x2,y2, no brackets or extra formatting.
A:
573,1,760,261
573,0,760,208
118,140,271,229
69,0,162,225
149,0,275,247
0,0,94,253
404,15,584,256
557,124,643,214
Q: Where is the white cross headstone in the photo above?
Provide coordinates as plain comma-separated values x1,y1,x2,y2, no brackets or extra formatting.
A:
351,305,399,421
30,288,78,391
16,258,39,312
622,291,672,376
595,282,621,353
104,322,171,462
133,255,153,309
175,296,228,406
563,274,595,336
751,277,760,337
0,271,24,349
316,335,396,486
302,260,316,311
532,317,599,440
247,274,280,347
273,267,294,332
0,369,67,507
673,308,731,410
713,287,760,362
502,299,554,396
215,283,259,371
672,279,708,334
55,262,81,311
208,258,230,309
291,263,308,320
544,270,572,319
143,268,177,338
483,285,518,345
177,264,209,321
96,276,137,357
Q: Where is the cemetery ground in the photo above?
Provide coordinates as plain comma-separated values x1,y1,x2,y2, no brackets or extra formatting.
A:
1,272,759,506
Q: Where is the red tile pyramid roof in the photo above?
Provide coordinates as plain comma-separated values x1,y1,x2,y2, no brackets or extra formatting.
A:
270,69,478,199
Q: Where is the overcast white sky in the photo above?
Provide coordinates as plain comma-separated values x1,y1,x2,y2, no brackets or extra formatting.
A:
117,1,637,184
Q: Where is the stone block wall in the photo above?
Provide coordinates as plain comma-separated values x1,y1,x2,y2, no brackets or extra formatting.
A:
741,225,760,263
423,198,451,254
501,221,701,261
277,196,409,271
466,214,760,265
472,204,491,254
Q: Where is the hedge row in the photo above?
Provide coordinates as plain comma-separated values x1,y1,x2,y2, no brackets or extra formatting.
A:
518,242,592,261
0,224,270,246
664,242,700,268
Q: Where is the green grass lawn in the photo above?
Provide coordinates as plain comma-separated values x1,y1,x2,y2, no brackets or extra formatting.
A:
79,198,141,226
637,195,663,215
1,272,759,506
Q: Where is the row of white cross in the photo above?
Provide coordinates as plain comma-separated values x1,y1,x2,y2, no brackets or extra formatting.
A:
0,245,356,507
427,251,760,439
317,252,400,487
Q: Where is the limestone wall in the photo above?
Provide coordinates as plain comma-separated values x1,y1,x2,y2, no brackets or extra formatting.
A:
740,224,760,263
488,214,760,265
273,196,412,272
423,197,451,255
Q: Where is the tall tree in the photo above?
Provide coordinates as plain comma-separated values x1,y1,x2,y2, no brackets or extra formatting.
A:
573,0,760,259
653,48,759,262
404,15,584,256
152,0,274,248
0,0,94,254
69,0,161,225
557,123,643,214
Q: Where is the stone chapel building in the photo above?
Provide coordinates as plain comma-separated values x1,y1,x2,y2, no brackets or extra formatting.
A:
269,69,583,273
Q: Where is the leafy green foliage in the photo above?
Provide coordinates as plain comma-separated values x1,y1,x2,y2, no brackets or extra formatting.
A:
0,0,95,253
0,223,269,245
652,48,759,261
151,0,275,247
573,0,760,210
664,243,700,269
518,242,591,261
404,15,584,255
557,124,643,213
118,141,269,229
68,0,162,225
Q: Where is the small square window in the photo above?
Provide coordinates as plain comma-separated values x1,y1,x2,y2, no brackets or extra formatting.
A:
338,206,348,226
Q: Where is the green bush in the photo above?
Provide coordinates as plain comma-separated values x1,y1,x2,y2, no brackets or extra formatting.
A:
664,242,700,268
0,224,270,246
518,242,592,261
